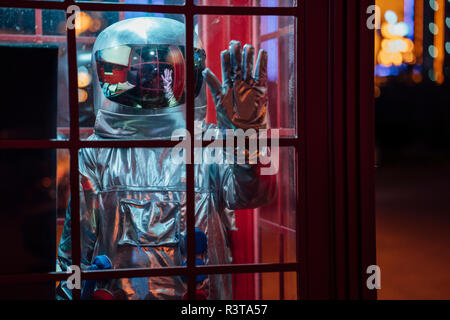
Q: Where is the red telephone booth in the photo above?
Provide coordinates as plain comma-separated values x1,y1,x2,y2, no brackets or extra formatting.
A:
0,0,375,300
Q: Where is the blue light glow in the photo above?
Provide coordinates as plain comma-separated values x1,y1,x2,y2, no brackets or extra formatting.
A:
260,0,279,7
260,16,278,35
261,38,278,82
404,0,415,39
375,64,398,77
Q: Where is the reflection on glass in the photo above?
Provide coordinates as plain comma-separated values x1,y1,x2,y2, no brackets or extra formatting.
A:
196,15,297,137
0,8,35,35
74,12,189,136
55,147,186,297
56,147,187,298
198,147,296,268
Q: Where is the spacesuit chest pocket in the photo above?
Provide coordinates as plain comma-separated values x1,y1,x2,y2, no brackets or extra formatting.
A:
118,198,181,247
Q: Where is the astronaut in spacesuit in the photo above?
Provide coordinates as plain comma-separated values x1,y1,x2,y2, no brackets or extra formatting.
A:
57,16,275,300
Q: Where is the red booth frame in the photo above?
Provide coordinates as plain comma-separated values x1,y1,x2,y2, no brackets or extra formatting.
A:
0,0,376,300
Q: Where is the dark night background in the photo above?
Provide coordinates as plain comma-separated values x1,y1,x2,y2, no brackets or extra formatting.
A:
375,76,450,299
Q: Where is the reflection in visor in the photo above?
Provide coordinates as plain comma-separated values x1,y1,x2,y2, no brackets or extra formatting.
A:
95,44,205,109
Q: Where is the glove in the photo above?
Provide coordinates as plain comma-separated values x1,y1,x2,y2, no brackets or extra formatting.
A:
202,40,268,131
181,228,208,255
81,255,112,300
90,255,113,270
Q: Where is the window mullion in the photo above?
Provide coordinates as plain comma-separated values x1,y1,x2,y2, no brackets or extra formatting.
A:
296,4,304,301
185,0,197,300
66,0,81,300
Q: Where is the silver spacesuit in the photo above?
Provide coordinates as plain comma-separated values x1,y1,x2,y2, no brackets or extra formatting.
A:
58,17,275,300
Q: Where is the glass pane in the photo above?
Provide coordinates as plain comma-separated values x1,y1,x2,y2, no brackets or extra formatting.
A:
195,146,297,266
76,0,185,5
232,272,298,300
195,15,297,138
74,12,188,139
196,0,297,7
0,8,68,140
63,147,186,274
221,272,298,300
0,149,69,299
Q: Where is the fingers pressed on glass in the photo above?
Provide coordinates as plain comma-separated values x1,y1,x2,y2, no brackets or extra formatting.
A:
254,49,268,86
228,40,242,80
202,68,222,98
242,44,255,83
220,49,232,87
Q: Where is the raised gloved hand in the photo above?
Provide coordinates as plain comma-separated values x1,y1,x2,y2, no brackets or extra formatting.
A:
202,40,268,130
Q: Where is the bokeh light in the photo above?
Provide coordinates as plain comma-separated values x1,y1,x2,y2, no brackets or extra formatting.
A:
385,10,398,24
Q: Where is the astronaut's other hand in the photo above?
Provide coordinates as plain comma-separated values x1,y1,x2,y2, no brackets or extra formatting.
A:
161,68,178,107
161,68,173,89
202,41,268,130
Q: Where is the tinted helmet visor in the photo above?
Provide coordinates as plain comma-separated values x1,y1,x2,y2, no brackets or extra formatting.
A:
95,44,205,109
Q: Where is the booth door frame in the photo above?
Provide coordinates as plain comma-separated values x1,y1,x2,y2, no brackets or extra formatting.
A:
300,0,376,300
